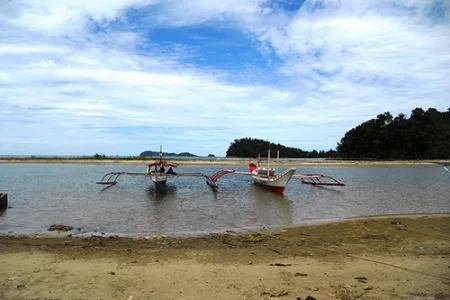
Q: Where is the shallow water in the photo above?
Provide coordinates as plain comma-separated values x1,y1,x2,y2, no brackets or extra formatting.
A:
0,164,448,236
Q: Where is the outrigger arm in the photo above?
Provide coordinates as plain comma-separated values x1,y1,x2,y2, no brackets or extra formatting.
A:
96,171,218,188
207,169,345,186
292,173,345,186
97,172,148,186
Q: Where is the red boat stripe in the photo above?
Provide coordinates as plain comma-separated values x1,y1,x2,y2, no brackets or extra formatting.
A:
254,182,285,193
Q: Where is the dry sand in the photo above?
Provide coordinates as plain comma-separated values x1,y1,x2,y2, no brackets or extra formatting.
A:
1,215,449,299
0,158,448,166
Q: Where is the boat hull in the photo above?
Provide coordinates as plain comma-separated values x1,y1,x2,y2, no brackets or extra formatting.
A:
151,174,168,188
251,168,296,193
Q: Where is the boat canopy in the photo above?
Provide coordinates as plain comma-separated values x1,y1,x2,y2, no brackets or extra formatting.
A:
146,160,178,167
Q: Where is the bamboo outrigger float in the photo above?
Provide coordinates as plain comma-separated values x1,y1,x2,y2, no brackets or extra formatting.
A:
96,145,345,193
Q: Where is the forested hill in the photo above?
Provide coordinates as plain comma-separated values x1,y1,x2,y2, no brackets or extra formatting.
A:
225,108,450,159
225,138,337,158
337,108,450,159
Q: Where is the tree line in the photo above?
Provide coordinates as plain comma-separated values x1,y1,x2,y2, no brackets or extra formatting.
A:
226,107,450,159
337,107,450,159
225,137,337,158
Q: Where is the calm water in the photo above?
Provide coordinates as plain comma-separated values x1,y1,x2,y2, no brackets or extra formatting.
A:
0,164,448,236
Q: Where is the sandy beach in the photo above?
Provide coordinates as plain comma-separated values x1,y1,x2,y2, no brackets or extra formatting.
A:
0,158,448,166
1,215,449,300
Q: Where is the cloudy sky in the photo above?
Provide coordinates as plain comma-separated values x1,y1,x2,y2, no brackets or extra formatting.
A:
0,0,449,156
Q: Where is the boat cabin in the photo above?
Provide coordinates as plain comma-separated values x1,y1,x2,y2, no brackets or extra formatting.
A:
253,167,275,176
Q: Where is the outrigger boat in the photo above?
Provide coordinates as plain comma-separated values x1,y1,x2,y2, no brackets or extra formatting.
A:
96,145,345,193
206,146,344,193
145,146,178,188
96,146,217,189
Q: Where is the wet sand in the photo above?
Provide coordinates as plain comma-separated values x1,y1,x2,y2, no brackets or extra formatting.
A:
0,158,448,166
1,215,449,299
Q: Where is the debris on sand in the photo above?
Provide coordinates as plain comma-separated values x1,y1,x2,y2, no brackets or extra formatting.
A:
48,225,73,231
270,263,292,267
268,248,283,255
354,276,367,280
261,290,289,297
241,236,263,243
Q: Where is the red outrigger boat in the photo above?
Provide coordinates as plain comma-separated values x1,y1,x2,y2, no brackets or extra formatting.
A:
206,148,344,193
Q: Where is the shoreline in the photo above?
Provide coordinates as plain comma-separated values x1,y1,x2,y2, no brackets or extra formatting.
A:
2,212,449,240
1,214,449,299
0,158,448,166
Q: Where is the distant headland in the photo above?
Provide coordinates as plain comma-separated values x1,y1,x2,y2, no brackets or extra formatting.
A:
139,150,197,157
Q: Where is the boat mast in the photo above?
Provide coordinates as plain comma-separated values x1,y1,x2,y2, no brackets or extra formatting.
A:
276,144,279,175
267,143,270,177
159,145,162,166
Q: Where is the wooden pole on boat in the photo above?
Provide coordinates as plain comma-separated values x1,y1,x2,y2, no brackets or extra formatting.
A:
267,143,270,177
0,192,7,212
277,146,279,175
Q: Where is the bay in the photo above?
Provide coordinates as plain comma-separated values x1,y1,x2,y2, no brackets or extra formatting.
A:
0,163,448,236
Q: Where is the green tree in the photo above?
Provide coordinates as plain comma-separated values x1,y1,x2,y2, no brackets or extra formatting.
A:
337,107,450,159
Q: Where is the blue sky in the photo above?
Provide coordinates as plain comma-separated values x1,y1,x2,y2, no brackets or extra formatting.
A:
0,0,449,156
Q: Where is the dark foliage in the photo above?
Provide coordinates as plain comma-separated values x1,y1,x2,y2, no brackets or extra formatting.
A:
93,153,106,159
337,107,450,159
225,137,337,158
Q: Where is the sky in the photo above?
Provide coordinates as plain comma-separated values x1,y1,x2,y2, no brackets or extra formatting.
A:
0,0,449,156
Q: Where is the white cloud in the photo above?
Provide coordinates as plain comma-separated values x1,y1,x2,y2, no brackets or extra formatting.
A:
152,0,267,27
0,0,449,155
0,44,66,54
6,0,160,35
255,0,450,127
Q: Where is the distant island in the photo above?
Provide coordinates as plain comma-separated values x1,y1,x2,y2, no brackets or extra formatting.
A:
139,150,197,157
208,154,216,157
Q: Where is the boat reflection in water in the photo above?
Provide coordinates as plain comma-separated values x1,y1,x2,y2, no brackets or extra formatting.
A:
147,183,177,199
250,183,294,229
